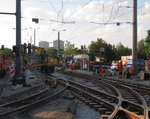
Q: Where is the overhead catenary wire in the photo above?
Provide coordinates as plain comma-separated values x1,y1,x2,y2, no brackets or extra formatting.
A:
64,0,93,21
64,1,121,39
48,0,62,21
39,0,94,40
32,0,127,42
32,0,146,47
45,0,118,38
63,0,130,39
64,1,121,40
65,4,145,43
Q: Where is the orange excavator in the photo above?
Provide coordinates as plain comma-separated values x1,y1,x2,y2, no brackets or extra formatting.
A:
0,54,12,78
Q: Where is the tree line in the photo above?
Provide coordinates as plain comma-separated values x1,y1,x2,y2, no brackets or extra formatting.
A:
1,29,150,62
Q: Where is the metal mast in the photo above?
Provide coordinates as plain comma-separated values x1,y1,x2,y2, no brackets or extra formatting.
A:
14,0,22,83
132,0,138,76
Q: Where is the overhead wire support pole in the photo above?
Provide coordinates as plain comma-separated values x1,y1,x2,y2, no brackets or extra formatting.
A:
14,0,23,84
34,28,36,46
52,29,66,55
132,0,138,76
58,31,60,55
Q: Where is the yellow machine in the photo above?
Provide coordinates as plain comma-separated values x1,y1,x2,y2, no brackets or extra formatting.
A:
32,46,58,73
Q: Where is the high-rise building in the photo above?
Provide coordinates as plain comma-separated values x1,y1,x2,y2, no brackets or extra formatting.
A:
53,40,64,50
39,41,49,49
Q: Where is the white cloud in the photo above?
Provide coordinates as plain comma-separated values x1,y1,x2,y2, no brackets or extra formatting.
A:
63,1,150,48
0,0,150,49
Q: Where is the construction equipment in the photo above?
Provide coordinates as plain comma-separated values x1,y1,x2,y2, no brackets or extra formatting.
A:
27,46,58,74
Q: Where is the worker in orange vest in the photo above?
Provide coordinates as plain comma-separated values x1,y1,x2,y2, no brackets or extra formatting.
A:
99,67,105,75
117,60,123,78
129,67,134,79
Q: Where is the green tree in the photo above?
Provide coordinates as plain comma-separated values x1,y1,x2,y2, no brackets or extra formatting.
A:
63,41,82,55
145,30,150,55
88,38,106,55
115,42,132,60
138,39,147,59
0,48,12,55
64,41,75,51
88,38,114,63
63,48,81,55
45,47,57,55
138,29,150,59
88,39,131,62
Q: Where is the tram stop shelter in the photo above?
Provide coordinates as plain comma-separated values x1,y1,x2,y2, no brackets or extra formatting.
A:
73,54,89,70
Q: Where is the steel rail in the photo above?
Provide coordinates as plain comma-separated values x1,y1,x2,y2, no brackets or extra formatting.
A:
58,71,150,118
0,88,49,108
58,78,122,118
0,84,46,103
0,81,68,117
60,71,119,96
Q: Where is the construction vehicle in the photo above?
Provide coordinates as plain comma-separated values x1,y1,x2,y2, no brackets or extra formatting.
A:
27,45,58,73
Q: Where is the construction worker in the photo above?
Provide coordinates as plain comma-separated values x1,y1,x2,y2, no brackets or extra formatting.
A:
148,60,150,71
117,60,123,78
99,67,105,76
129,66,134,79
70,61,76,71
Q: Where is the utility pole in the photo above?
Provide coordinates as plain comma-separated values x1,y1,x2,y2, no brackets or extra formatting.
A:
34,28,36,46
52,29,66,55
132,0,138,76
14,0,22,84
58,31,60,54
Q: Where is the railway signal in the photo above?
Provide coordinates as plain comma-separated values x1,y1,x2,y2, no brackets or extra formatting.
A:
23,43,27,55
28,43,31,55
32,18,39,23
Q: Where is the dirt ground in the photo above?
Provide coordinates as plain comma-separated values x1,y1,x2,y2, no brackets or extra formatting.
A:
29,98,76,119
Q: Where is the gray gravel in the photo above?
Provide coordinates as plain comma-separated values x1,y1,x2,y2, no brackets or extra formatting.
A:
74,100,101,119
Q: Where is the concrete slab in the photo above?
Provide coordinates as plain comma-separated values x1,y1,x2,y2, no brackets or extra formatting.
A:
0,69,44,98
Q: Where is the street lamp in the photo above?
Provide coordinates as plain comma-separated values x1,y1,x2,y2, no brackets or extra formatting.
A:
52,29,66,54
29,27,40,46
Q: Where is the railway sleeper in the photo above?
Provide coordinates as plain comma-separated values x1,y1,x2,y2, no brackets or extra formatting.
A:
78,96,86,100
84,100,93,104
99,109,112,115
89,102,97,106
101,115,110,119
131,111,141,115
124,98,138,102
98,107,107,111
94,104,104,109
124,97,138,100
128,108,142,115
105,111,112,115
124,107,142,115
103,99,115,103
127,100,139,103
124,96,136,98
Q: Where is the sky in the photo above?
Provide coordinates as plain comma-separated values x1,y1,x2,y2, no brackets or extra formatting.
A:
0,0,150,49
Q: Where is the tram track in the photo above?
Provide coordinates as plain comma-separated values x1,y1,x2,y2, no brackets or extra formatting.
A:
57,71,150,119
57,78,121,119
59,71,119,96
62,71,150,108
0,77,68,118
0,84,46,104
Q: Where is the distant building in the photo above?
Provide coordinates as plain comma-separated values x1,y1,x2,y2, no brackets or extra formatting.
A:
81,45,88,53
53,40,64,50
39,41,49,49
